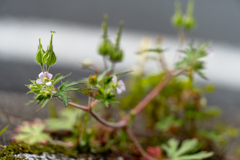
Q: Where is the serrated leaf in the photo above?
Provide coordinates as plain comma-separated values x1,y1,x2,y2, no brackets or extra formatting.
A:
162,138,213,160
53,91,70,107
175,139,198,156
53,81,80,107
14,121,51,145
53,73,71,85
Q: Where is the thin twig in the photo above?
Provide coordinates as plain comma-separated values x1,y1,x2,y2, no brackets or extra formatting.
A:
159,54,168,72
125,128,157,160
111,62,115,73
103,56,108,70
131,72,171,116
68,101,89,112
90,110,126,129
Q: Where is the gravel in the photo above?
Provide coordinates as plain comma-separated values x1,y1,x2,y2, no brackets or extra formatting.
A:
13,152,124,160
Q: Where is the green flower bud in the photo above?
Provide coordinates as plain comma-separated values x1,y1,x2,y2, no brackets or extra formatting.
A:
183,15,196,30
82,58,92,68
43,34,57,69
98,40,113,56
27,84,40,94
171,0,183,28
109,49,123,62
36,38,45,71
89,74,98,85
35,90,51,102
183,0,196,30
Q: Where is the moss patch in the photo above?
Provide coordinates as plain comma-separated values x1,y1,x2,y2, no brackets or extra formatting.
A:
0,142,78,159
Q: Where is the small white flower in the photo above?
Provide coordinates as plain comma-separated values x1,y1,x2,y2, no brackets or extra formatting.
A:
112,75,126,94
36,72,53,86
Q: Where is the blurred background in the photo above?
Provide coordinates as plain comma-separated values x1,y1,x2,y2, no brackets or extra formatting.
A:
0,0,240,143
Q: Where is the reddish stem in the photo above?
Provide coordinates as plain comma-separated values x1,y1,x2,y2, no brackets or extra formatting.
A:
68,101,89,112
125,129,157,160
131,73,171,115
90,110,126,129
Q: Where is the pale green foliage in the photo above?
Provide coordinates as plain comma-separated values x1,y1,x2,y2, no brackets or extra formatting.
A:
162,138,213,160
176,43,209,79
155,116,182,132
46,107,84,131
14,122,51,145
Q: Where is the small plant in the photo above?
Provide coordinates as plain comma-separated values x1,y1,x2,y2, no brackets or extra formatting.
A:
12,120,51,145
10,1,238,159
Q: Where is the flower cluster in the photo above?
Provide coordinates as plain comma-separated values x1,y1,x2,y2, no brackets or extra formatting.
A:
36,72,53,86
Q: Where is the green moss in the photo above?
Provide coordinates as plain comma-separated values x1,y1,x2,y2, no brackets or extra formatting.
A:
0,142,78,159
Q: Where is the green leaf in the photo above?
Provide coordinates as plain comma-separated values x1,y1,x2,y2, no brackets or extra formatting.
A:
97,68,112,82
0,125,9,136
53,81,80,107
155,116,182,132
178,152,214,160
35,99,50,113
176,42,209,80
46,107,84,131
114,70,132,76
14,121,51,145
107,99,120,104
138,48,164,54
53,91,70,107
78,88,98,92
53,73,71,85
162,138,213,160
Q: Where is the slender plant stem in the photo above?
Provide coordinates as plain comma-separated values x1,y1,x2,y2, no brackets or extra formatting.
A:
103,56,108,70
88,86,93,109
125,129,157,160
159,54,168,72
90,110,126,129
130,72,171,116
68,101,89,112
111,62,115,72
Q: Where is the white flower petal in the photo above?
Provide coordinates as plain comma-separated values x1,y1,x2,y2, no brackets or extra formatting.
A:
36,79,43,84
38,72,45,80
112,75,117,85
118,80,126,91
46,72,53,80
117,88,122,94
45,82,52,86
